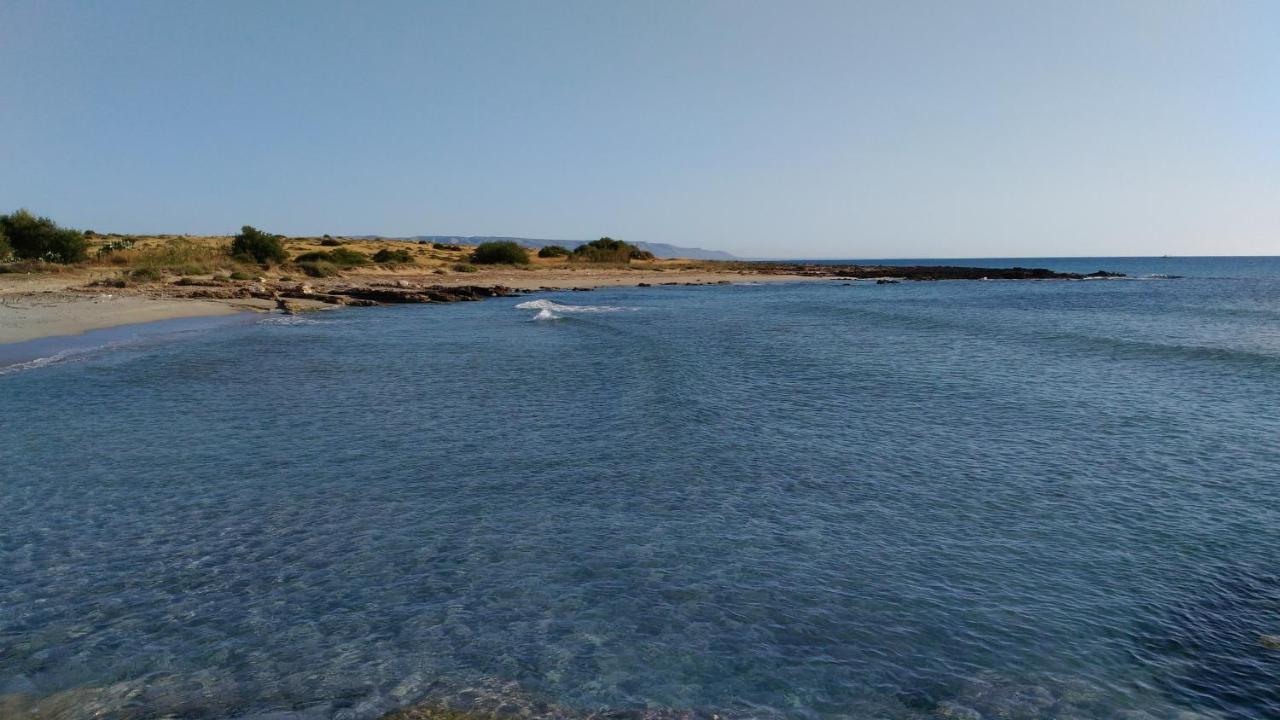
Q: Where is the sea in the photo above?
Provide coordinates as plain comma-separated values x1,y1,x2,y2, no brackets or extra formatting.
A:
2,257,1278,719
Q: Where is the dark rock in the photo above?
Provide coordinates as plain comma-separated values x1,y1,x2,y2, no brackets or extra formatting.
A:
332,284,520,305
755,262,1124,281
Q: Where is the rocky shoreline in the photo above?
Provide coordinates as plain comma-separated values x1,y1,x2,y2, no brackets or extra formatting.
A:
757,263,1126,280
2,262,1131,345
93,263,1126,316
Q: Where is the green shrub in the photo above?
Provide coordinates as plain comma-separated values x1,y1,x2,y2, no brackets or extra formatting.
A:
0,225,10,262
229,225,287,264
293,247,369,267
229,270,254,281
298,260,340,277
570,237,654,263
328,247,370,265
434,242,463,251
320,238,343,247
452,263,478,273
372,248,413,264
0,209,89,263
129,267,163,282
470,241,529,265
538,245,570,258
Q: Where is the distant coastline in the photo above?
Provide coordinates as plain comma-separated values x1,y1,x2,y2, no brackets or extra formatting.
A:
1,231,1131,347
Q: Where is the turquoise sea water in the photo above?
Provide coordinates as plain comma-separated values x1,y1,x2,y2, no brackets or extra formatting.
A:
2,257,1279,719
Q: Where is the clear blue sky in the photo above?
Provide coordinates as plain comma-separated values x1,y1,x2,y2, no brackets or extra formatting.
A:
2,1,1276,258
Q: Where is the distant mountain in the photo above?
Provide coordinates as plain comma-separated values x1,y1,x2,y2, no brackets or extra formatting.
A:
354,235,737,260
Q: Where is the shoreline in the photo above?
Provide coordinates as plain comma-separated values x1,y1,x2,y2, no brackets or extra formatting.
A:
0,291,248,345
0,256,1119,346
0,268,815,346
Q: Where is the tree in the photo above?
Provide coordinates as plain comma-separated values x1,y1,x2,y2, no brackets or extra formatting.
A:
470,241,530,265
0,209,89,263
0,223,10,261
230,225,287,264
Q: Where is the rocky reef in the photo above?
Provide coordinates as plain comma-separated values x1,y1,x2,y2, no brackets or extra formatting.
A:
758,263,1126,281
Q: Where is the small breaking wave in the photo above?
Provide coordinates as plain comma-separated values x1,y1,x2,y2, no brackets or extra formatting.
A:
0,348,83,375
515,299,637,321
258,314,331,326
0,341,129,376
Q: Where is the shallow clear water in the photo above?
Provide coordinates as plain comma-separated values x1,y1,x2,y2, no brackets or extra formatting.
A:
2,257,1279,719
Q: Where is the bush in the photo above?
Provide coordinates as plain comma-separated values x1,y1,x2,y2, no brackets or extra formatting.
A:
570,237,654,263
434,242,463,251
452,263,478,273
470,241,529,265
0,225,10,262
0,209,89,263
320,238,344,247
538,245,570,258
298,260,340,277
229,270,254,281
230,225,287,264
129,267,163,282
293,247,369,267
372,248,413,264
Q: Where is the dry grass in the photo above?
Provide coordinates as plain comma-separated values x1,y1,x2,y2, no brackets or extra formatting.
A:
4,233,744,287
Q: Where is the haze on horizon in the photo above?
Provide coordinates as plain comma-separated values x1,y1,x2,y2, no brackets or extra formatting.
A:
1,0,1276,259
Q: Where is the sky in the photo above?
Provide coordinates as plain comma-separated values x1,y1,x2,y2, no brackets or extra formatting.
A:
1,1,1277,258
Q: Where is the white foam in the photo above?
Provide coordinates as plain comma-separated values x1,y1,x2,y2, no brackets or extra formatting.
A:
0,350,78,375
515,299,636,316
0,342,126,376
258,314,330,326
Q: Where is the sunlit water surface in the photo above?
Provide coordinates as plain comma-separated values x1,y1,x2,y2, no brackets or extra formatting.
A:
2,257,1279,719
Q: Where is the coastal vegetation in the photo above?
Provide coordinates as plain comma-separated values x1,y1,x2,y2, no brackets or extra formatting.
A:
537,245,570,258
294,247,370,267
372,248,414,264
0,209,89,263
230,226,288,265
0,215,1116,298
470,241,530,265
570,237,655,263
